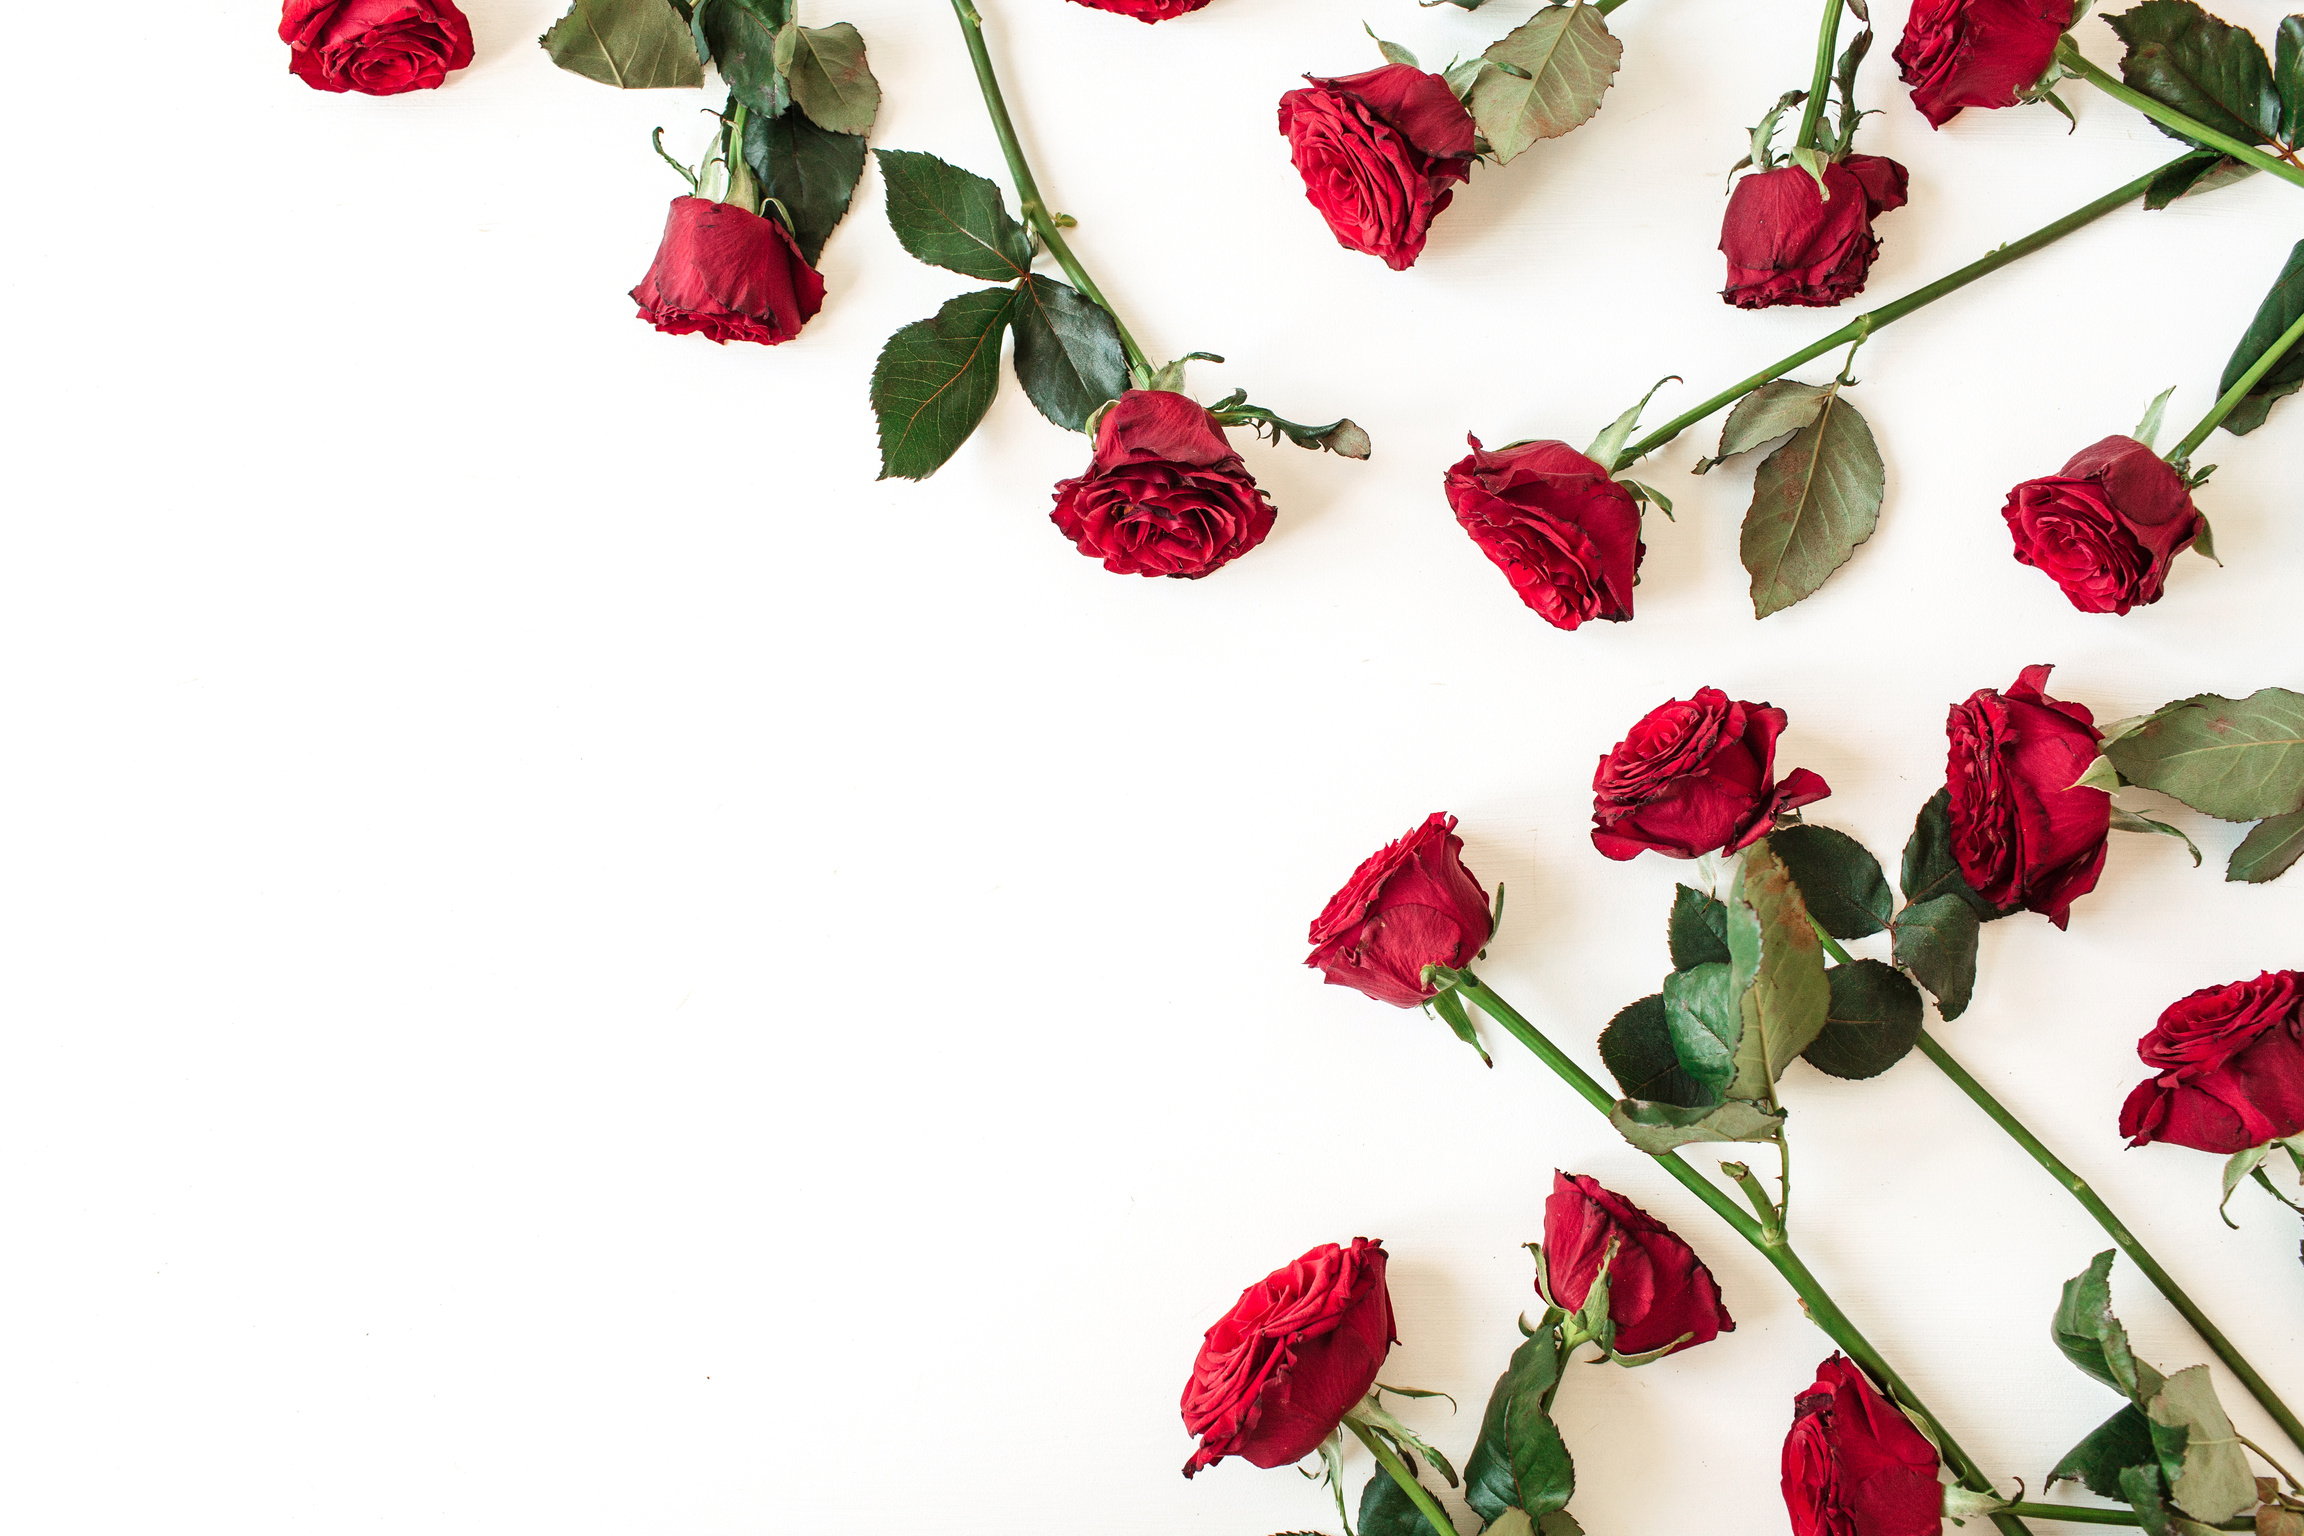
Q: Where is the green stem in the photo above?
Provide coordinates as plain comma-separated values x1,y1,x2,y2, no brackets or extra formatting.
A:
1612,155,2193,470
1793,0,1845,151
1997,1502,2251,1530
1449,971,2035,1536
948,0,1153,379
2169,306,2304,460
1344,1417,1462,1536
2057,43,2304,194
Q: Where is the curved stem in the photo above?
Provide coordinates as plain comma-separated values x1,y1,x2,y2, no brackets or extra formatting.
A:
1345,1417,1462,1536
1793,0,1845,151
1997,1502,2251,1530
1449,972,2035,1536
2057,44,2304,194
948,0,1153,379
2169,306,2304,460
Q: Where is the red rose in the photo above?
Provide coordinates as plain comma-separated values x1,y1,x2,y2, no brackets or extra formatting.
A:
2120,972,2304,1153
280,0,473,95
1066,0,1211,17
1049,392,1277,578
1278,65,1477,271
1721,155,1910,309
1307,813,1492,1007
1590,689,1831,861
2000,435,2205,615
1544,1172,1733,1357
1945,665,2109,928
1444,438,1643,630
1181,1238,1396,1476
1894,0,2074,127
630,197,827,347
1782,1355,1945,1536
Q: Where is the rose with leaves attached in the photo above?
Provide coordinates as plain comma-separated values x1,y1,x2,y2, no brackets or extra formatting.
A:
1278,65,1477,271
1545,1172,1733,1356
1782,1354,1945,1536
630,197,827,347
1049,391,1276,578
1893,0,2074,127
280,0,473,94
2120,971,2304,1154
1067,0,1211,17
2001,435,2206,615
1307,813,1492,1008
1444,438,1643,630
1944,665,2109,928
1181,1238,1396,1476
1721,156,1910,309
1590,690,1831,861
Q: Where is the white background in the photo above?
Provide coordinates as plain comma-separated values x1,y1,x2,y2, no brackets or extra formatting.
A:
5,0,2302,1531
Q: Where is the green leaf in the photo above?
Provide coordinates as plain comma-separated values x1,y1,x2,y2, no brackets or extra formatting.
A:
870,287,1017,482
701,0,794,116
1725,841,1831,1099
1598,993,1713,1108
539,0,704,88
1769,824,1892,939
2280,16,2304,143
1693,380,1829,474
2051,1251,2162,1401
1664,962,1739,1099
1740,384,1885,618
1899,788,2005,918
2214,240,2304,438
1668,884,1731,970
2103,688,2304,821
1470,1,1623,165
1538,1515,1585,1536
1890,893,1981,1021
1505,1387,1575,1517
743,107,866,266
2229,808,2304,883
2052,1404,2162,1500
1805,960,1924,1080
782,21,879,135
874,149,1034,282
2107,0,2282,148
1465,1334,1567,1523
1609,1096,1786,1154
1360,1469,1451,1536
2144,149,2261,207
2120,1463,2183,1536
1008,276,1129,433
2145,1366,2257,1524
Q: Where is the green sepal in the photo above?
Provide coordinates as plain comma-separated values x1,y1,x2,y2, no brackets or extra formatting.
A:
540,0,704,89
2214,240,2304,437
1667,884,1731,971
1586,375,1681,471
1805,959,1924,1080
2229,808,2304,883
2109,807,2203,866
2220,1144,2273,1226
1743,88,1807,172
1825,22,1875,155
2134,383,2179,450
1769,824,1892,939
1365,23,1419,70
1431,986,1494,1067
870,287,1017,482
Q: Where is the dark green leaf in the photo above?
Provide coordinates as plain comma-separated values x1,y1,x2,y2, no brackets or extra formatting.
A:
1770,824,1892,939
870,287,1016,482
1009,276,1129,432
1740,385,1885,618
539,0,703,88
2120,1462,2181,1536
2103,688,2304,821
2280,16,2304,143
2051,1250,2161,1401
1899,789,2004,918
1609,1096,1785,1155
1470,2,1623,164
2051,1404,2161,1500
701,0,794,116
2108,0,2282,148
2230,809,2304,883
743,107,865,266
2214,240,2304,438
1694,380,1828,474
1890,893,1980,1021
1598,993,1712,1108
1668,884,1730,970
1466,1334,1566,1524
783,21,879,135
1360,1469,1451,1536
1537,1517,1584,1536
1505,1385,1575,1517
1805,960,1924,1079
1726,840,1831,1097
874,149,1033,282
1664,962,1739,1099
2143,149,2259,208
2145,1365,2257,1524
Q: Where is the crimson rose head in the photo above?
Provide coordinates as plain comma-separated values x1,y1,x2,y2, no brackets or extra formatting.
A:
1278,65,1477,271
1721,155,1910,309
2001,435,2206,615
2120,971,2304,1153
1181,1238,1396,1476
1050,392,1276,578
1894,0,2074,127
1591,689,1831,861
631,197,827,347
1782,1355,1945,1536
281,0,473,95
1067,0,1210,17
1945,665,2109,928
1308,813,1491,1007
1445,437,1643,630
1544,1172,1733,1356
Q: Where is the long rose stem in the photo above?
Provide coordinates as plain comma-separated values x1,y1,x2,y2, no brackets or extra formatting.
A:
1448,970,2037,1536
1345,1417,1461,1536
1609,154,2195,471
1997,1502,2251,1530
2054,42,2304,194
1793,0,1845,150
2168,307,2304,461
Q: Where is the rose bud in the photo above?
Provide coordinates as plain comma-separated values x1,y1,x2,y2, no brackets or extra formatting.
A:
1278,66,1477,271
1894,0,2074,128
1181,1238,1397,1476
1782,1355,1946,1536
630,197,827,347
2000,435,2206,615
1049,391,1277,579
1307,813,1492,1007
280,0,474,95
1945,665,2109,928
1066,0,1211,17
1720,155,1910,310
1444,438,1643,630
1544,1172,1733,1356
1590,689,1831,861
2119,971,2304,1154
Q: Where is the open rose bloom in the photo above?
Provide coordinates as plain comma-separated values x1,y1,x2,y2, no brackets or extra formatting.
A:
1895,0,2075,126
1444,438,1644,629
1944,665,2108,927
1590,689,1830,860
1307,813,1491,1007
1049,392,1277,578
1782,1355,1945,1536
1545,1173,1733,1356
631,197,827,347
281,0,473,95
2121,971,2304,1154
2001,434,2205,614
1721,155,1909,309
1279,65,1477,271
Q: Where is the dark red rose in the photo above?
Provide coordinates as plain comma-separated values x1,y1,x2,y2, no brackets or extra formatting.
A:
1181,1238,1396,1476
1308,814,1492,1007
280,0,473,95
1894,0,2074,127
2001,435,2206,615
1278,65,1477,271
1945,665,2109,928
1444,438,1643,630
1590,690,1831,861
1049,391,1276,579
630,197,826,347
1782,1355,1945,1536
2120,972,2304,1153
1544,1172,1733,1356
1721,155,1910,309
1066,0,1211,17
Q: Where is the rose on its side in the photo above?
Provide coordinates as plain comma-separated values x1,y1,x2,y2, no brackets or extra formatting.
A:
1894,0,2074,127
1590,689,1831,861
1050,391,1277,578
1066,0,1211,18
1307,813,1491,1007
1278,65,1477,271
1944,665,2109,928
630,197,827,347
1544,1172,1733,1356
281,0,474,95
1721,155,1910,309
1782,1354,1945,1536
1444,438,1643,630
2001,435,2206,615
2120,971,2304,1154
